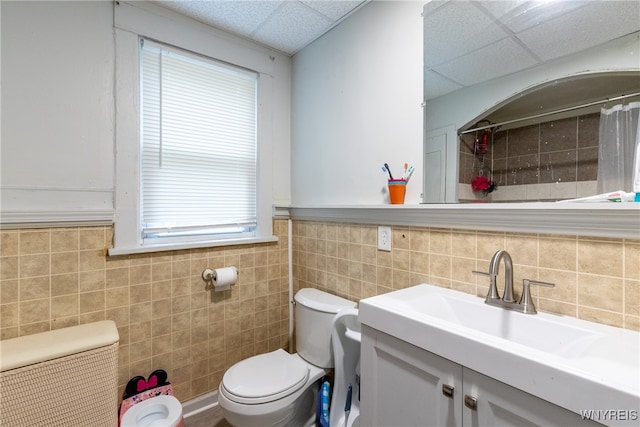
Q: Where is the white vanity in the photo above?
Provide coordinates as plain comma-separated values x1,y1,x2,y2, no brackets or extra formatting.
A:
359,284,640,427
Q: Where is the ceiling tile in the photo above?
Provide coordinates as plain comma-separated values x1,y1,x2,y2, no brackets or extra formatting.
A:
498,0,589,33
159,0,281,36
251,1,333,54
424,1,510,67
301,0,366,21
424,69,463,99
433,37,538,86
517,1,640,61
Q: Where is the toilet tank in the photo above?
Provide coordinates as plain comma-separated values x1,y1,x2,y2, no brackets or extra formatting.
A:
294,288,356,368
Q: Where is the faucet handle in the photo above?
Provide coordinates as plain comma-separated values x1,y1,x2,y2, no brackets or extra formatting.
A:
519,279,555,314
472,270,500,300
471,270,490,277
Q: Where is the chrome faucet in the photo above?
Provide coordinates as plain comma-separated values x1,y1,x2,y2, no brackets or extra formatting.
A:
488,250,516,303
473,250,555,314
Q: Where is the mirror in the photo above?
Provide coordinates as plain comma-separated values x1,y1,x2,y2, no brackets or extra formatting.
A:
458,72,640,202
422,0,640,203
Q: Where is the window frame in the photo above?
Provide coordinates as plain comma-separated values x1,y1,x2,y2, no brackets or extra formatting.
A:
111,1,276,255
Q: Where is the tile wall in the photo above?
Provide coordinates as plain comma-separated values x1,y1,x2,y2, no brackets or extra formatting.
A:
292,221,639,331
2,218,638,407
459,113,599,202
0,220,290,403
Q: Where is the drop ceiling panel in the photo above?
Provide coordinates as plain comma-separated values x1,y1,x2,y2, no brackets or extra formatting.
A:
424,69,463,99
159,0,281,36
497,0,589,33
302,0,365,21
423,1,509,67
517,1,640,61
433,37,538,86
251,1,333,53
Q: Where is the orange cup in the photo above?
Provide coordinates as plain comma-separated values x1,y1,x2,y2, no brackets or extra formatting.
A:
388,179,406,204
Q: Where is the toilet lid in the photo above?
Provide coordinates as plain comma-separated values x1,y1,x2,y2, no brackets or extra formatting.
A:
221,349,310,404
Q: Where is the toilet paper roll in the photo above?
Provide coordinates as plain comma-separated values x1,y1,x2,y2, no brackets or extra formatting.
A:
212,266,238,292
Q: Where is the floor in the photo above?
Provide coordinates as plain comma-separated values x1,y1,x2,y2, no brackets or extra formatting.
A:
184,405,232,427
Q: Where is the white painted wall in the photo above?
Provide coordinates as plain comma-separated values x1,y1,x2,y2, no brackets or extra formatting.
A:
0,0,292,221
291,1,424,205
1,1,114,215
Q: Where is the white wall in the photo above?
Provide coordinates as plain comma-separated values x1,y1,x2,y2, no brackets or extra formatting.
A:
0,0,292,223
291,1,424,205
1,1,114,217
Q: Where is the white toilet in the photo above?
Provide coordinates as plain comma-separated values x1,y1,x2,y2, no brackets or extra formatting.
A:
217,288,358,427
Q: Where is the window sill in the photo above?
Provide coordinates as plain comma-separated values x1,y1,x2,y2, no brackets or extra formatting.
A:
108,235,279,257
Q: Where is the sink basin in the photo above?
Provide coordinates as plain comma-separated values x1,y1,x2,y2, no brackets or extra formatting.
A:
387,287,602,358
359,284,640,426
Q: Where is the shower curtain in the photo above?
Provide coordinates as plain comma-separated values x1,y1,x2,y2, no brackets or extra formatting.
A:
597,102,640,194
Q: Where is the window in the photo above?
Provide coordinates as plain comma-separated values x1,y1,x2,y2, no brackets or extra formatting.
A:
140,39,258,244
112,2,276,255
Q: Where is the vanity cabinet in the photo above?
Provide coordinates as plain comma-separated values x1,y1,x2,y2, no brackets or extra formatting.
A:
361,325,602,427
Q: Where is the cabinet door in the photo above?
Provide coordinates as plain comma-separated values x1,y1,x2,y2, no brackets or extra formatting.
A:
361,326,463,427
462,368,603,427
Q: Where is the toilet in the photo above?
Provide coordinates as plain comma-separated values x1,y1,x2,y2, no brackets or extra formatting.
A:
218,288,358,427
120,395,183,427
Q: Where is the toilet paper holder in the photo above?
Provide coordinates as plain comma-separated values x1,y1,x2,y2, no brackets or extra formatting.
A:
202,266,239,282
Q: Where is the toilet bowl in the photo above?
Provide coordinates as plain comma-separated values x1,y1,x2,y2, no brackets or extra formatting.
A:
218,288,357,427
120,395,184,427
218,350,325,427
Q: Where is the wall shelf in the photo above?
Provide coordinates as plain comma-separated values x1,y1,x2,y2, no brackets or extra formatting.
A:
284,203,640,239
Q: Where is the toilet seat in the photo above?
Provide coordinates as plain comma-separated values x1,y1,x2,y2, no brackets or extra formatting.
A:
221,349,310,405
120,395,183,427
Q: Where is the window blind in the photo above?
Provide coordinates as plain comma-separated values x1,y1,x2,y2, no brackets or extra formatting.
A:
140,39,258,242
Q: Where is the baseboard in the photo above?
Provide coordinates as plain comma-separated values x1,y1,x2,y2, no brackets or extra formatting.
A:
182,390,219,418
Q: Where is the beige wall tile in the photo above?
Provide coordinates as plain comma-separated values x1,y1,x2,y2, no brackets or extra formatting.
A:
410,228,429,252
578,239,623,278
578,306,622,328
51,294,79,318
430,229,451,255
20,298,50,324
2,220,631,406
51,273,78,296
51,252,78,275
51,229,78,252
476,233,505,260
20,254,50,278
19,230,50,255
79,228,106,250
19,276,50,301
1,257,19,280
625,280,639,316
539,237,576,271
578,274,623,312
505,233,538,267
79,249,105,271
1,231,19,256
1,280,19,304
624,242,640,281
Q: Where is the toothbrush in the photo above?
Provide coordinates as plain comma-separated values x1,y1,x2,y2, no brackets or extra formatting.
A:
383,163,394,180
404,165,415,182
344,385,352,427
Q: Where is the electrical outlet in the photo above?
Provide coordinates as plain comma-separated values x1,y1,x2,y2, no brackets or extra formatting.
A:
378,226,391,251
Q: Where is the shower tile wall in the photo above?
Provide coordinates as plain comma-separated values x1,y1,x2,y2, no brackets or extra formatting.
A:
292,221,639,331
0,221,290,403
459,113,599,201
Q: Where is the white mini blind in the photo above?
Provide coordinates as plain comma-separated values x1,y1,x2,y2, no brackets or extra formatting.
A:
140,39,258,242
